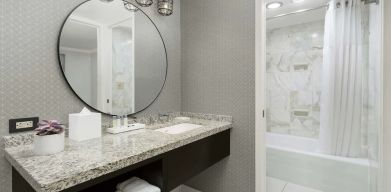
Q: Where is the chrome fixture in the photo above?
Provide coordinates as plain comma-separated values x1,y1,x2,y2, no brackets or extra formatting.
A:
267,0,380,20
266,2,283,9
364,0,379,4
158,113,170,122
123,1,139,12
136,0,153,7
158,0,173,16
111,0,174,16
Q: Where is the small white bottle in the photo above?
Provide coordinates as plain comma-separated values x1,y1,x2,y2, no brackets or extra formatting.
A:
123,115,128,128
112,116,118,128
117,115,122,128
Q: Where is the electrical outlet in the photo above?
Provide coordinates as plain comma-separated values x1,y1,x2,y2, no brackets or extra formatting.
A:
16,121,33,129
9,117,39,133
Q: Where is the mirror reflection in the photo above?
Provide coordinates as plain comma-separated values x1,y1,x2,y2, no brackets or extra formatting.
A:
59,0,167,115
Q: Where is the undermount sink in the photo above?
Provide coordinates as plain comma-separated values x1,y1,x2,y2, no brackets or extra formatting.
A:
155,123,202,134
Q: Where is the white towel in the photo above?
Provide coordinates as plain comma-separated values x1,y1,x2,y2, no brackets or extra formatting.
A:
116,177,160,192
116,177,139,190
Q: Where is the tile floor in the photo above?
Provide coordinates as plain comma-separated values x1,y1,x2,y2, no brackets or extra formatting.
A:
267,177,323,192
171,185,202,192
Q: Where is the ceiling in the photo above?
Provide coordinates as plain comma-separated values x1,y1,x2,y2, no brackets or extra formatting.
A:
60,21,98,51
72,0,133,26
60,0,134,51
266,0,329,29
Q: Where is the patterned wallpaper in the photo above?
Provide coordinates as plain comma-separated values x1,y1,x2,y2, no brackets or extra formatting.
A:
266,21,324,138
181,0,256,191
0,0,181,191
1,0,257,191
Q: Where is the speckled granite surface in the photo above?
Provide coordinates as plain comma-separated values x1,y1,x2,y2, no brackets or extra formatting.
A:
3,113,232,192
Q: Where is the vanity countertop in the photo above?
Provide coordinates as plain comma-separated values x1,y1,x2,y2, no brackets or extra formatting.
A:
2,113,232,192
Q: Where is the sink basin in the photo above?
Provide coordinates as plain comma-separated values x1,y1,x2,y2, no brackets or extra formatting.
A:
155,123,202,134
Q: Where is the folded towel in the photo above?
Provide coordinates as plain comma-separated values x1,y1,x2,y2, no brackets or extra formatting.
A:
122,182,160,192
116,177,139,190
117,177,160,192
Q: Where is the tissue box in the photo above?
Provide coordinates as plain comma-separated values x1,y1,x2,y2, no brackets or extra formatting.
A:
69,112,101,141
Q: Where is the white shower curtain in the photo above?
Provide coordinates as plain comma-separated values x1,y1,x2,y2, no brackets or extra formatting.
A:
319,0,367,157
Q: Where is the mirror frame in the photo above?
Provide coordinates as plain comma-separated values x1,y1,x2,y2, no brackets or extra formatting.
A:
57,0,168,116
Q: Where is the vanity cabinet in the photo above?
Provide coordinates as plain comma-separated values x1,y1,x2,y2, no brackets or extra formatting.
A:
163,130,230,191
12,130,230,192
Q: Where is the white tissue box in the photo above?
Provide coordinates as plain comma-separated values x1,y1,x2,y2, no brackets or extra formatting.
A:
69,112,101,141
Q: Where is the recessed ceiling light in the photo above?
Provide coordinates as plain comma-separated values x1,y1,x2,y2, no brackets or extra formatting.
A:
292,0,305,3
267,2,283,9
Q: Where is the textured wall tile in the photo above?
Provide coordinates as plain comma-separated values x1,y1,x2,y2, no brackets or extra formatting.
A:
0,1,181,191
181,0,255,191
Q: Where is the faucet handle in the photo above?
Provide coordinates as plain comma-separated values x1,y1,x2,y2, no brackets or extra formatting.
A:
158,113,169,117
128,115,137,123
158,113,170,122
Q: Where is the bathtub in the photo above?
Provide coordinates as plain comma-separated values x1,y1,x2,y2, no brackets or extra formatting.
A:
266,133,370,192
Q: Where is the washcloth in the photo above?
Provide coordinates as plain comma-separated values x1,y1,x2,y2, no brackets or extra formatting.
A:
116,177,160,192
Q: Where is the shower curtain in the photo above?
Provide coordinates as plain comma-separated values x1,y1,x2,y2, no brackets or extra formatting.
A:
319,0,367,157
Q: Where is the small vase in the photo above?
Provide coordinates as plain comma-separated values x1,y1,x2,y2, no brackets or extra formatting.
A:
33,132,65,156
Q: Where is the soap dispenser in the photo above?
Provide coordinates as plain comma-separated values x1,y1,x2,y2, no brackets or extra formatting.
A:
117,115,122,128
123,115,128,128
106,115,145,134
113,116,118,128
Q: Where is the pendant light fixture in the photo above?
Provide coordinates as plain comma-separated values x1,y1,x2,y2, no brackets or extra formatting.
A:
117,0,174,16
123,0,139,12
136,0,153,7
158,0,173,16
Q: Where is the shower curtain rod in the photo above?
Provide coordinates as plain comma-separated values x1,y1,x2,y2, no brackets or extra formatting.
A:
267,0,379,20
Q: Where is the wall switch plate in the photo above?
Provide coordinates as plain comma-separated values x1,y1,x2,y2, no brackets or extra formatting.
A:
9,117,39,133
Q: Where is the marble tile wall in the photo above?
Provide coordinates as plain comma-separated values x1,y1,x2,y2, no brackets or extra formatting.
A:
112,27,134,115
266,20,324,138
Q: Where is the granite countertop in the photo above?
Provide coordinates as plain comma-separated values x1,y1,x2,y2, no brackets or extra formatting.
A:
2,113,232,192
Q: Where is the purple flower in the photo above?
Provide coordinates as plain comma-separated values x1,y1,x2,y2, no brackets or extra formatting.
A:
35,120,64,136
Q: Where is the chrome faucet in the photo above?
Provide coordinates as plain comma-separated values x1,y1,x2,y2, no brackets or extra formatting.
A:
158,113,170,122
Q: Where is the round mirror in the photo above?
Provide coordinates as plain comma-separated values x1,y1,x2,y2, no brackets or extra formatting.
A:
58,0,167,116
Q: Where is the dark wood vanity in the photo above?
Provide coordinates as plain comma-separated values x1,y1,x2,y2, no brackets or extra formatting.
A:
12,130,230,192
